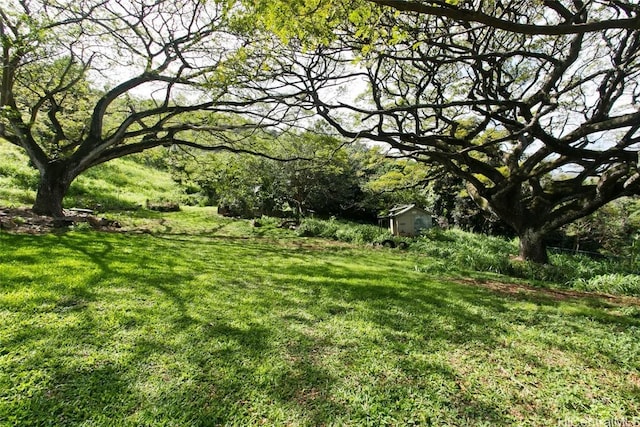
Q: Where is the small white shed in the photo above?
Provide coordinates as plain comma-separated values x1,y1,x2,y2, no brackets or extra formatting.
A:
384,204,433,236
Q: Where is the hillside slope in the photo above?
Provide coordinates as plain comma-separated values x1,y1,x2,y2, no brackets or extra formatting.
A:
0,143,183,210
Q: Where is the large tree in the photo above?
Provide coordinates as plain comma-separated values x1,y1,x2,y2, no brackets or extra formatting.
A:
249,0,640,263
0,0,285,217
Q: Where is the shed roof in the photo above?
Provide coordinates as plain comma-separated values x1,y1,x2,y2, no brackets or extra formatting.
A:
386,204,430,218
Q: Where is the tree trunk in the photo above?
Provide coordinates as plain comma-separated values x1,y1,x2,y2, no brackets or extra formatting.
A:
518,228,549,264
32,162,73,217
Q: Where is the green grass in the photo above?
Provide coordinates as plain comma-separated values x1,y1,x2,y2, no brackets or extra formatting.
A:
1,209,639,426
298,220,640,297
66,154,183,211
1,141,639,425
0,143,183,210
412,227,640,286
0,144,40,206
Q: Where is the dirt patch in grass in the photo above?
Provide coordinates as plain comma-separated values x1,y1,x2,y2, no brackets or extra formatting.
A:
0,207,121,234
456,277,640,306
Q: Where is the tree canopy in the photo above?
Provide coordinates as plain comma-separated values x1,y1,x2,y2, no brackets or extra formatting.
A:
0,0,288,216
243,0,640,263
170,131,435,220
244,0,640,42
2,0,640,263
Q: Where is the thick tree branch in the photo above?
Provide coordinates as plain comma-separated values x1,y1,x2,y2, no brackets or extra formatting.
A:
368,0,640,35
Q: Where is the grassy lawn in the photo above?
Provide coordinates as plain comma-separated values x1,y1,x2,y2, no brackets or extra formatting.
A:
1,209,639,426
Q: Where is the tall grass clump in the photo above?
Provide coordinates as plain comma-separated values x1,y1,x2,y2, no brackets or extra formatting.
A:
295,220,640,296
413,228,516,274
546,252,640,295
297,218,393,244
402,227,640,296
569,274,640,296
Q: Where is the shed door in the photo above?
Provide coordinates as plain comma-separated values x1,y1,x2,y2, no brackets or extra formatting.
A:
414,215,430,234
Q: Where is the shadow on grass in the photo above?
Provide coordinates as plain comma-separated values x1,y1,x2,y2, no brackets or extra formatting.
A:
15,363,138,426
65,185,143,211
2,231,639,425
